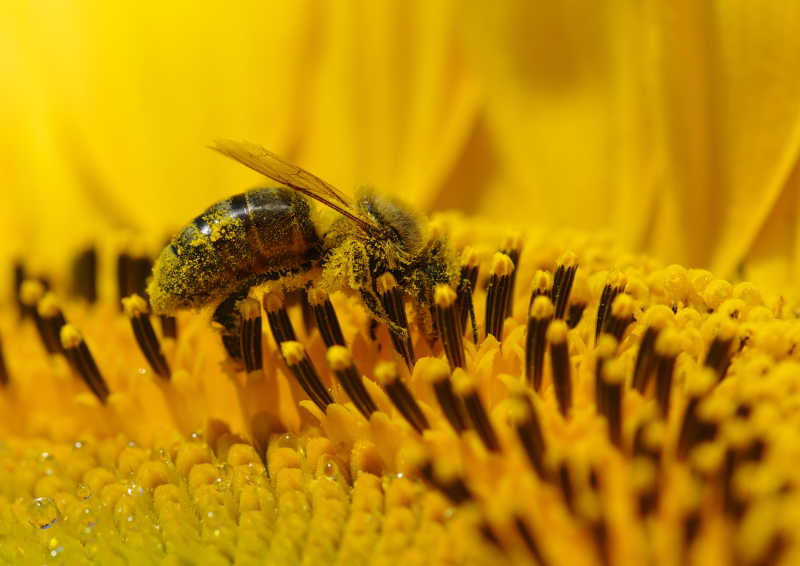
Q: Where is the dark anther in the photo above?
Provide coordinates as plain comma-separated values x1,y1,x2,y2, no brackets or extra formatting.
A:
123,294,171,379
280,341,332,410
528,270,553,313
485,252,515,341
13,260,27,319
704,321,736,381
71,246,98,303
434,284,466,370
299,288,316,336
566,303,586,329
595,335,622,446
602,293,634,341
417,459,473,505
526,296,553,391
60,324,110,403
457,247,479,344
116,252,132,309
375,361,429,433
632,328,658,393
131,255,153,299
307,288,346,348
654,328,681,417
595,276,624,338
376,273,415,370
500,234,523,318
454,372,499,452
238,298,263,373
551,252,578,320
326,345,377,419
426,360,467,433
558,461,574,513
548,321,572,417
37,293,68,356
0,333,9,386
20,282,62,356
514,516,548,566
509,394,547,478
263,290,298,346
159,315,177,340
676,368,717,459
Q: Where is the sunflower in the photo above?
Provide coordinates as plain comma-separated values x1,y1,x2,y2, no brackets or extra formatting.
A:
2,2,800,566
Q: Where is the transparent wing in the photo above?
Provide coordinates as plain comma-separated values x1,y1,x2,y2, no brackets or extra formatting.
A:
212,139,378,233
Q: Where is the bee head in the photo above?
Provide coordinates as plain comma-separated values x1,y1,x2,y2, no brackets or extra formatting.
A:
356,191,424,256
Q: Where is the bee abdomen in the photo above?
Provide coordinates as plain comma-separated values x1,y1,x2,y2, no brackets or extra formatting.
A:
150,188,321,313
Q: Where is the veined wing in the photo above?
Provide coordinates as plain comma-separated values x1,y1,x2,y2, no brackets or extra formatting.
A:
212,140,378,233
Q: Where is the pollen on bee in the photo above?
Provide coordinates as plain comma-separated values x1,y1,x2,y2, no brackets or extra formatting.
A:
325,345,376,419
374,361,428,433
59,324,110,403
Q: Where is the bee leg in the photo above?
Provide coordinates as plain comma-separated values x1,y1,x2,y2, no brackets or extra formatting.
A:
359,288,408,339
212,285,252,361
361,288,416,369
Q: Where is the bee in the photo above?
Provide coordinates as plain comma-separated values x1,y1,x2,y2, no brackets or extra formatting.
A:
148,140,462,359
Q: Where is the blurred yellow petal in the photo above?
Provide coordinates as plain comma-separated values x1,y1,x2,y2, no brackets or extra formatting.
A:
460,1,800,288
651,1,800,277
301,0,481,209
459,1,659,250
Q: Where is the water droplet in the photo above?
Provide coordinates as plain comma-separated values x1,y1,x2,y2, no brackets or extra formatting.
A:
324,460,338,479
79,507,97,529
277,433,296,448
28,497,59,529
76,484,92,500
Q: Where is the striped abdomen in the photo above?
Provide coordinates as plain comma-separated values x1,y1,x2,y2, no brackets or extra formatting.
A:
149,188,320,313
